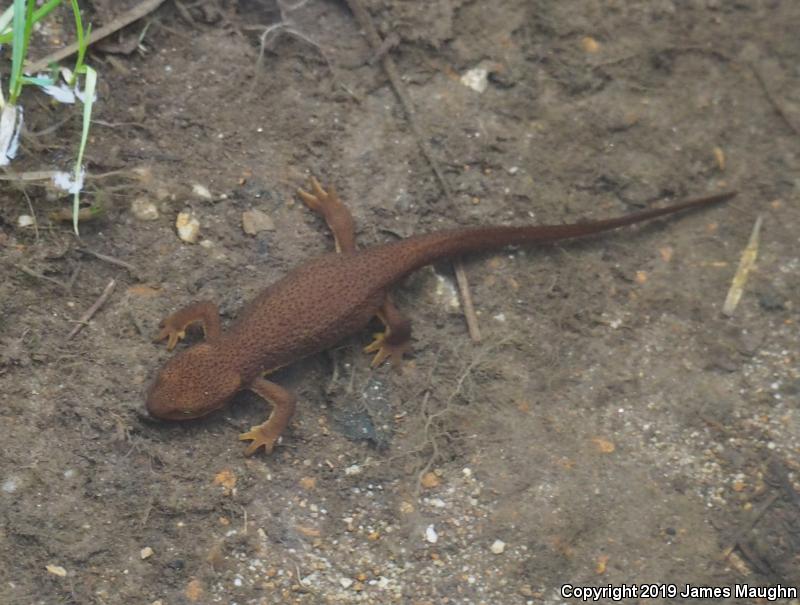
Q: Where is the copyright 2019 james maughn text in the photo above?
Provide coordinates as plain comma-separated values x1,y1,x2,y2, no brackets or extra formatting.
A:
560,583,796,602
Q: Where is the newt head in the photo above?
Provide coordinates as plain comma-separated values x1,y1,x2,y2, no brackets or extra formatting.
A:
146,343,242,420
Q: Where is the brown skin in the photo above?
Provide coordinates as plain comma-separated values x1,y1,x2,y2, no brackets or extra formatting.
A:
146,179,736,455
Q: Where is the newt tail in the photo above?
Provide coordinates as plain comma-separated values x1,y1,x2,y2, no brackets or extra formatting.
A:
146,180,735,456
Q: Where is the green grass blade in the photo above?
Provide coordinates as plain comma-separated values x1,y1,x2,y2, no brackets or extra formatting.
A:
0,0,62,44
9,0,27,102
0,5,14,36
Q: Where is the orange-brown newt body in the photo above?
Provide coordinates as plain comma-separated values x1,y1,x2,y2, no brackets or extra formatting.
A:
146,180,735,455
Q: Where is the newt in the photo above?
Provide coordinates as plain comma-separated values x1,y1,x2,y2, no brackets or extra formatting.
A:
146,179,735,455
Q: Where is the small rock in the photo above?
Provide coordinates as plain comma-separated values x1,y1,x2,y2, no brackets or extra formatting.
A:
131,197,159,221
420,472,440,489
176,211,200,244
46,564,67,577
425,525,438,544
242,209,275,235
344,464,362,476
192,184,213,200
461,67,489,93
17,214,34,228
490,539,506,554
339,577,354,589
581,36,601,54
140,546,154,560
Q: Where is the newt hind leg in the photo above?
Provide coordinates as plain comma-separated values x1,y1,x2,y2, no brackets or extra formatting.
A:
364,299,412,370
154,301,221,351
298,178,413,369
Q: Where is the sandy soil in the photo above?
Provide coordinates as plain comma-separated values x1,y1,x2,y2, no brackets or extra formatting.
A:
1,1,799,603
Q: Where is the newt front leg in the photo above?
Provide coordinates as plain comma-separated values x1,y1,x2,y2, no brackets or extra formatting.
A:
154,301,221,350
238,377,297,455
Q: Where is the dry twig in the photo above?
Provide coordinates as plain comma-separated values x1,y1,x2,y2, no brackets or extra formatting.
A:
67,278,116,339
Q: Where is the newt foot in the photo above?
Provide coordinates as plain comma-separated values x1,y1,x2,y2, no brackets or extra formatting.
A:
364,332,411,369
153,323,185,351
297,176,333,212
239,425,279,456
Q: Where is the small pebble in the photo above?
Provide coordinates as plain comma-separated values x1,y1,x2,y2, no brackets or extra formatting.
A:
339,577,354,589
242,209,275,235
192,184,212,200
420,472,440,489
490,539,506,554
460,67,489,93
131,197,159,221
46,564,67,577
176,211,200,243
17,214,34,228
581,36,601,53
140,547,154,560
425,525,438,544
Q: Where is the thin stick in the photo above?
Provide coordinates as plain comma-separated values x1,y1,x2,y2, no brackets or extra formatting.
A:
26,0,167,73
344,0,482,340
750,64,800,137
76,247,138,273
67,278,116,339
17,264,68,290
453,262,481,341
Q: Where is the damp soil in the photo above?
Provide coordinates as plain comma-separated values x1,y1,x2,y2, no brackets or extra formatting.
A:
1,1,799,604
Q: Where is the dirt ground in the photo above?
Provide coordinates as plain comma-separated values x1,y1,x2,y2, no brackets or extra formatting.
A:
1,1,799,603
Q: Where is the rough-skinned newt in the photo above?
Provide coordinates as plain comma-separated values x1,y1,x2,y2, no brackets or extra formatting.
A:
146,179,735,455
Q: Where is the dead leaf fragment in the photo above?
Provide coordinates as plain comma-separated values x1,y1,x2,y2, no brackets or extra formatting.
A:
421,472,441,489
659,246,674,263
592,437,616,454
127,284,160,297
299,476,316,490
596,554,609,574
713,146,725,171
185,578,204,602
722,215,762,316
213,469,236,492
581,36,601,53
295,524,321,538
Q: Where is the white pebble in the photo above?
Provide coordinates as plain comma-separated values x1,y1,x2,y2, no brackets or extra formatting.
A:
490,539,506,554
45,564,67,577
17,214,34,227
425,524,438,544
339,577,353,589
130,197,159,221
460,67,489,93
2,477,18,493
192,184,212,200
176,211,200,243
